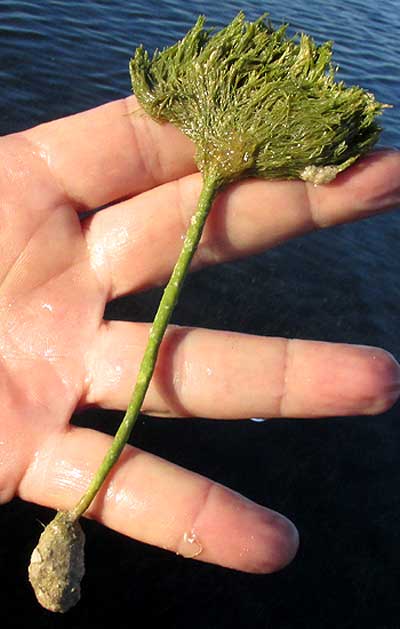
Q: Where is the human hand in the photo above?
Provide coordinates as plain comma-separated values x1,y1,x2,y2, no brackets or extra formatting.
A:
1,96,399,573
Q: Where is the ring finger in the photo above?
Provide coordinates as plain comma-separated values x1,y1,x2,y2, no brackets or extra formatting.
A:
83,323,400,418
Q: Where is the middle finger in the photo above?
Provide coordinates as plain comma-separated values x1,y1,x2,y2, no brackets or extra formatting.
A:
83,151,400,300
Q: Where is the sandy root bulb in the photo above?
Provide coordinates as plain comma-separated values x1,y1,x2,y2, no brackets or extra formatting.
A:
28,511,85,613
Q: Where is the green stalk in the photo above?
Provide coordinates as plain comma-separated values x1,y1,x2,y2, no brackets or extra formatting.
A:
71,173,220,520
29,13,387,614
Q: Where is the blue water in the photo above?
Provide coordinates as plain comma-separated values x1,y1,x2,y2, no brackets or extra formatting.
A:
0,0,399,365
0,0,399,146
1,0,398,350
1,4,400,627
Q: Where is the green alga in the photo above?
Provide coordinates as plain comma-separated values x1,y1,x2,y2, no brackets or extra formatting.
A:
29,12,385,612
130,12,383,184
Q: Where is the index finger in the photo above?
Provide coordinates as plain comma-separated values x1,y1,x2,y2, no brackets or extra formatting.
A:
22,96,196,211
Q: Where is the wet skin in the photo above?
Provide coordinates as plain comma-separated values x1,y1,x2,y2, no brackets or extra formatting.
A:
0,96,400,572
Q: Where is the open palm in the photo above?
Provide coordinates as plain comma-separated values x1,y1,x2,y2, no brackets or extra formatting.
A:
1,96,399,573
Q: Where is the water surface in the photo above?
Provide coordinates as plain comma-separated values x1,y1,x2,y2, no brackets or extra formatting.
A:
0,3,399,628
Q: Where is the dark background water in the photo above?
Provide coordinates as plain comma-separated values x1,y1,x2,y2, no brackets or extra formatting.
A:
0,1,399,627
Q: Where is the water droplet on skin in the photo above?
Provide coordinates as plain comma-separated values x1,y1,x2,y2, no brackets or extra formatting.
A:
177,528,203,559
